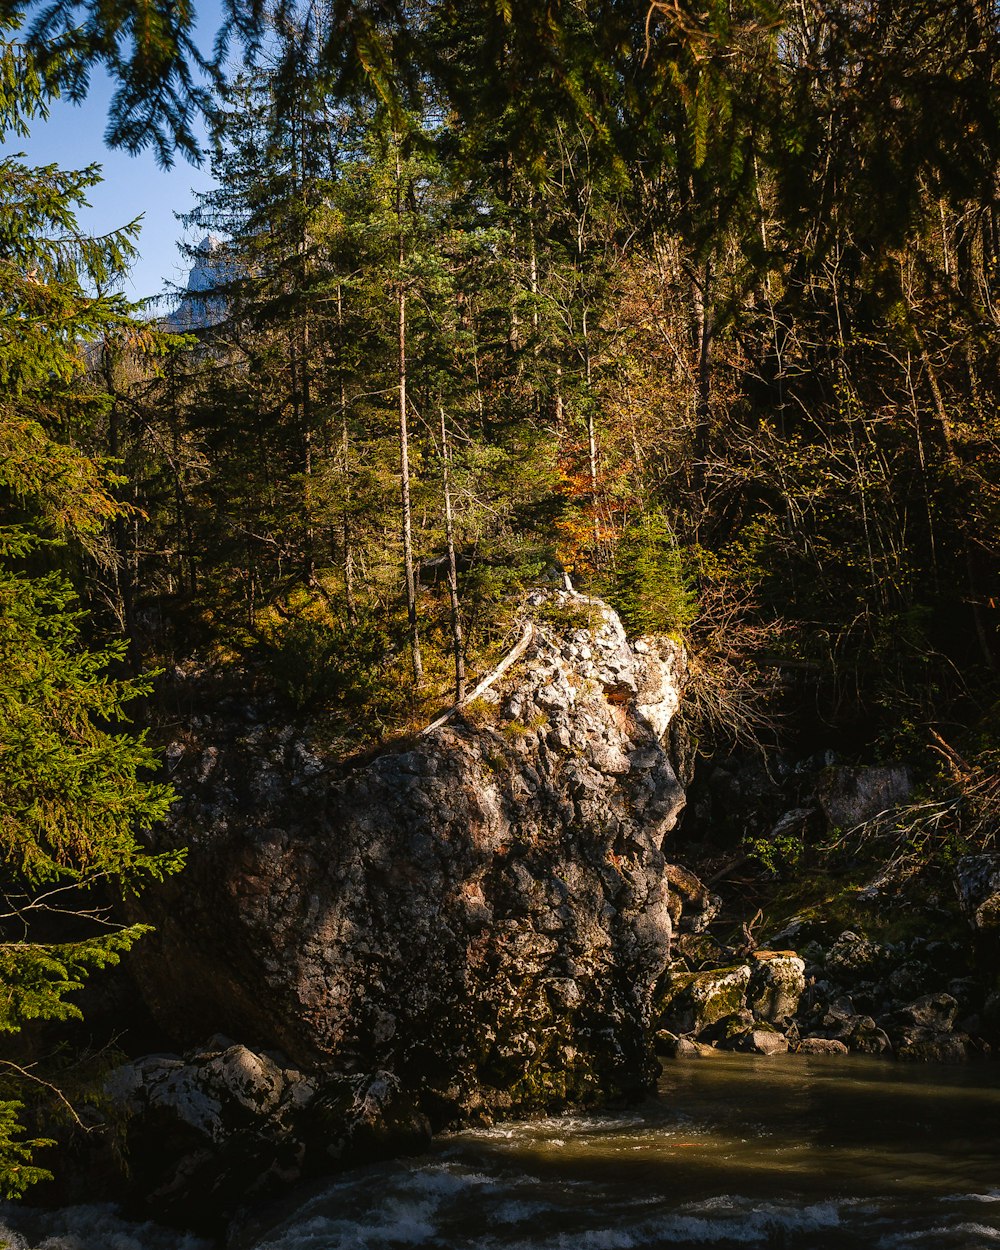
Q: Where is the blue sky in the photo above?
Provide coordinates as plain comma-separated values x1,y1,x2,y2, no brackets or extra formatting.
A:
4,4,228,307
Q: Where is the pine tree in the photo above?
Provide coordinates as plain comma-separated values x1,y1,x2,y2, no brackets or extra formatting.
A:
0,34,181,1195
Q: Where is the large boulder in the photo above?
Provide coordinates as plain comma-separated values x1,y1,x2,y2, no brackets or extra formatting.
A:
131,592,688,1125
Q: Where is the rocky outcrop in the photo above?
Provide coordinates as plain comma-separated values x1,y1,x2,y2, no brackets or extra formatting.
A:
655,952,806,1056
132,591,693,1132
101,1041,429,1234
776,923,989,1060
160,234,233,331
654,910,998,1063
673,743,997,1063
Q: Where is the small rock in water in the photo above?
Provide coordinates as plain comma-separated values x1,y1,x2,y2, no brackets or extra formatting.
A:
796,1037,849,1056
657,964,752,1036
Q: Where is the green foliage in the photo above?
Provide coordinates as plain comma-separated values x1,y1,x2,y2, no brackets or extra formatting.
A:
607,515,697,638
0,1101,53,1199
0,67,179,1196
0,569,177,885
744,825,805,877
260,613,407,724
0,929,151,1037
0,8,215,166
529,595,602,635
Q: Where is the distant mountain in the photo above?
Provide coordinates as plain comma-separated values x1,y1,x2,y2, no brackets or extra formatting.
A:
160,235,235,331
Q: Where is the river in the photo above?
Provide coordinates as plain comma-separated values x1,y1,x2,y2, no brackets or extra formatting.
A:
2,1054,999,1250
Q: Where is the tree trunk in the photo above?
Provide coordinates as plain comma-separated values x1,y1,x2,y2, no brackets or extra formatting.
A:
396,137,423,686
583,306,599,549
916,324,994,671
691,254,714,522
336,282,357,624
440,405,466,702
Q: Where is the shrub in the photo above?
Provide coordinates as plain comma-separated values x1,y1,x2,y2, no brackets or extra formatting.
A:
607,513,696,637
262,615,405,720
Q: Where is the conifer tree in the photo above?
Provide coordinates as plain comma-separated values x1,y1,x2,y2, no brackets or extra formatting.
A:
0,30,181,1195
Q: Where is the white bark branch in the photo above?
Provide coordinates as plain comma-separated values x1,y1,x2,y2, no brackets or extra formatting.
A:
420,621,535,737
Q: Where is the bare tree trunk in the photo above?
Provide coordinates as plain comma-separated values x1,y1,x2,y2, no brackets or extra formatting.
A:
691,254,714,521
336,282,357,624
399,290,423,685
302,323,315,581
105,365,132,633
529,216,540,335
289,102,315,581
396,137,423,686
583,306,599,548
916,323,994,671
903,349,939,590
440,405,466,702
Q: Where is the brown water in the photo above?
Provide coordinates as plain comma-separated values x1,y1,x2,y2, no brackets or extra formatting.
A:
3,1054,1000,1249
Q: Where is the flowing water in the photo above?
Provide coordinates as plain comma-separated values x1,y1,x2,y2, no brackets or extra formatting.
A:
3,1054,999,1250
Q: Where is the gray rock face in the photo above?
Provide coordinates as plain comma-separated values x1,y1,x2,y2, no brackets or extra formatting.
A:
955,855,1000,933
133,593,688,1123
817,764,911,830
161,235,234,331
103,1042,428,1233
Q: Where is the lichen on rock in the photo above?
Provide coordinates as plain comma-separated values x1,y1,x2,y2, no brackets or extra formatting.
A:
656,964,753,1037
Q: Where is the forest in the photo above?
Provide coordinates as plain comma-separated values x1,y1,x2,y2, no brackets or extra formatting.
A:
3,0,1000,1203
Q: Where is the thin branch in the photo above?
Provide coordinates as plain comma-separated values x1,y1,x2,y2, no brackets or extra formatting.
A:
0,1060,89,1133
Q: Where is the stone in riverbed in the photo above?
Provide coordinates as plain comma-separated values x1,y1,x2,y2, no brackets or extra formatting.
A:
883,992,969,1061
656,964,752,1037
101,1043,327,1233
699,1009,755,1046
747,951,806,1025
892,993,959,1033
720,1022,789,1056
655,1032,715,1059
896,1032,972,1063
844,1016,892,1055
821,1008,892,1055
797,996,892,1055
796,1038,849,1056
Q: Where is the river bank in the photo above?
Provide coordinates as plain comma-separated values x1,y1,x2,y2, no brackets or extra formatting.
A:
12,593,1000,1241
4,1053,999,1250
